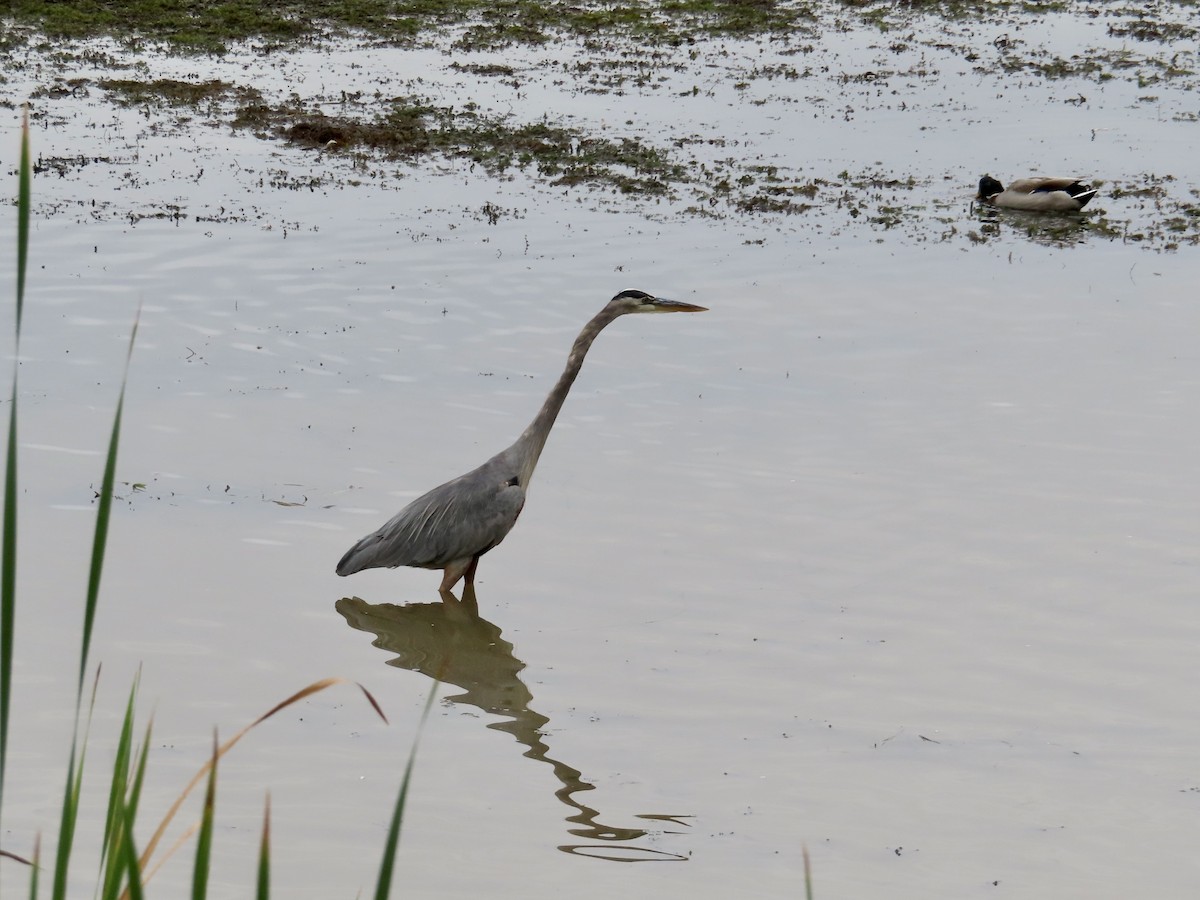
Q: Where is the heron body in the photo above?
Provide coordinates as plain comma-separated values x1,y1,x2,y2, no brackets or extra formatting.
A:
336,289,707,591
976,176,1097,212
335,449,525,589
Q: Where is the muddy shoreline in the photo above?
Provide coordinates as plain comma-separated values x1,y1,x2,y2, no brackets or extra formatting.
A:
4,1,1198,250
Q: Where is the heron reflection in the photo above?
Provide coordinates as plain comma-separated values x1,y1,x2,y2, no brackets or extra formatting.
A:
335,588,691,862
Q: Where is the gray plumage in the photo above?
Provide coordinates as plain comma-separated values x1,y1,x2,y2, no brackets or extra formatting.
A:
336,289,707,592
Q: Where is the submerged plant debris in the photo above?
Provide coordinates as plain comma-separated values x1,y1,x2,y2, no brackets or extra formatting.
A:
2,0,1198,250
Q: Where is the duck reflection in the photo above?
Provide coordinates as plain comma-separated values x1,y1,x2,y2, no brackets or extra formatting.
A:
971,202,1097,247
335,587,690,862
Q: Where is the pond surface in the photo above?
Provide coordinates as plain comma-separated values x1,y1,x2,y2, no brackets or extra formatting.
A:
2,4,1200,897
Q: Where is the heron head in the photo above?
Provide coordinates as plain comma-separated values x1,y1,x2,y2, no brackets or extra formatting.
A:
608,289,708,315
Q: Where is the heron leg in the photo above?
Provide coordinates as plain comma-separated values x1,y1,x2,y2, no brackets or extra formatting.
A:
438,555,481,593
439,558,470,592
460,582,479,615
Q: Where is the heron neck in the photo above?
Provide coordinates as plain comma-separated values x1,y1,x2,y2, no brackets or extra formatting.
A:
513,306,621,488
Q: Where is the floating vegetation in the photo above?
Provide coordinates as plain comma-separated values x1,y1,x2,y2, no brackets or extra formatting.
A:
98,77,262,108
235,99,688,197
0,0,1196,56
0,0,818,53
2,1,1198,251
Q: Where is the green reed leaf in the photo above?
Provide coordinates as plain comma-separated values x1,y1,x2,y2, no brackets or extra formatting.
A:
256,793,271,900
79,309,140,698
192,731,218,900
51,742,85,900
115,802,145,900
27,833,40,900
1,102,32,832
373,680,439,900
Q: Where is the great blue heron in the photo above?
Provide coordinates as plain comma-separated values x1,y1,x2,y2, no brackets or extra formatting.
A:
336,289,707,590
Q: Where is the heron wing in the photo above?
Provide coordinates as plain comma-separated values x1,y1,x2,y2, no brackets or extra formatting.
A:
336,454,526,576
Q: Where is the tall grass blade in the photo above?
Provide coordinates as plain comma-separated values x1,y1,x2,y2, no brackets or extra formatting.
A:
373,680,439,900
27,833,40,899
99,677,141,898
1,102,32,832
191,732,218,900
126,716,153,838
134,677,385,884
256,793,271,900
137,823,198,892
114,803,146,900
102,680,139,855
51,667,101,900
0,388,14,827
50,742,85,900
79,309,140,699
15,105,30,329
803,844,814,900
104,717,151,900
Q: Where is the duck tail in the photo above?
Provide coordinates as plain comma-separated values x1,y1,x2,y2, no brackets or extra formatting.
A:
1072,187,1098,208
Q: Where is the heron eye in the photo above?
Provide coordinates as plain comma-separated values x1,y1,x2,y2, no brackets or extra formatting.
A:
505,476,519,487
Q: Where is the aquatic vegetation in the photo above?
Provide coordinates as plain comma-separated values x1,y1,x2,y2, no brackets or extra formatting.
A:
0,1,820,52
3,1,1197,250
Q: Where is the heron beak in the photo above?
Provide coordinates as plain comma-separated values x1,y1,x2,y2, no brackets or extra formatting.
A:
648,298,708,313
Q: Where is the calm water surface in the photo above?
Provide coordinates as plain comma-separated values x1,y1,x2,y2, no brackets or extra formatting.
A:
2,7,1199,898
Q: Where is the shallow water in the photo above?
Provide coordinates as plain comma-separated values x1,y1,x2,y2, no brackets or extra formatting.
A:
3,5,1200,898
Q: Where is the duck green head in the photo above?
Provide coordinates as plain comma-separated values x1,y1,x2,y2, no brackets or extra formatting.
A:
977,175,1003,201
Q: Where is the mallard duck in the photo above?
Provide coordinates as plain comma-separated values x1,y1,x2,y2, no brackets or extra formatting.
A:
977,175,1098,211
